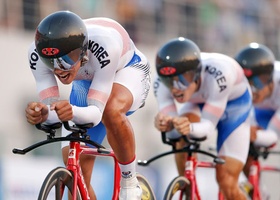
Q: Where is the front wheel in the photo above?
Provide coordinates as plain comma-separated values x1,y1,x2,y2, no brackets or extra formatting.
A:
164,176,193,200
136,173,156,200
38,167,82,200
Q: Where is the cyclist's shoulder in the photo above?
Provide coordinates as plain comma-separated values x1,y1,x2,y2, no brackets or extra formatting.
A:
273,61,280,89
83,17,129,39
83,17,122,27
201,52,244,84
201,52,233,62
201,52,238,71
84,17,135,56
274,61,280,75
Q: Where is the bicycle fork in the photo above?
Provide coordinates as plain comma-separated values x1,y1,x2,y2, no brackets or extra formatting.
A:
249,160,261,200
185,156,201,200
185,157,225,200
67,142,91,200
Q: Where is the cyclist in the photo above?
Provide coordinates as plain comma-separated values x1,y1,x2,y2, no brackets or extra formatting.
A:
153,37,252,200
25,11,151,200
235,43,279,178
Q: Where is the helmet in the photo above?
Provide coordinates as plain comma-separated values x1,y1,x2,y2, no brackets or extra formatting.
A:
235,43,274,79
35,11,88,70
156,37,201,88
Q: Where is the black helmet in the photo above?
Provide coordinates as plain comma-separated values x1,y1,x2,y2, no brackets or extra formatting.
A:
35,11,88,70
156,37,201,88
235,43,274,79
156,37,201,76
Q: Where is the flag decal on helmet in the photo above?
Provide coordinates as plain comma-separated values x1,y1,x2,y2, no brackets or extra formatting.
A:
243,68,253,77
160,66,177,75
42,48,60,56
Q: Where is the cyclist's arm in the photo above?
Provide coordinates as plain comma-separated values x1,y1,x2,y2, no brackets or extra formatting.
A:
189,67,235,138
153,76,178,120
254,109,280,147
254,129,278,147
153,76,179,133
71,35,124,125
28,43,61,124
153,75,177,115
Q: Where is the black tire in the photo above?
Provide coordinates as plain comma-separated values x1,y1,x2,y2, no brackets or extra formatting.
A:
38,167,82,200
164,176,193,200
136,173,156,200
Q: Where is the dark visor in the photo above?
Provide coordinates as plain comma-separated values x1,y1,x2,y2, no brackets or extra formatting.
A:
40,48,84,71
160,70,196,89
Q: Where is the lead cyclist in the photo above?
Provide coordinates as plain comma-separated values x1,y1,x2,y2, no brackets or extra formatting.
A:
25,11,151,200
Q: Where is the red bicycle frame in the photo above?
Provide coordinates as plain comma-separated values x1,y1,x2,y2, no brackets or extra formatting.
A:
138,133,225,200
248,159,280,199
66,140,121,200
184,155,223,200
12,122,126,200
248,160,261,199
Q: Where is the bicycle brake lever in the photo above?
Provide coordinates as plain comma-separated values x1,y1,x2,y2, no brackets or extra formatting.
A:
97,148,111,154
137,160,149,166
214,157,225,164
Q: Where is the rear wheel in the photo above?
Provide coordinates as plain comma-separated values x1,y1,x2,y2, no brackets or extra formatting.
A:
136,173,156,200
38,167,82,200
164,176,193,200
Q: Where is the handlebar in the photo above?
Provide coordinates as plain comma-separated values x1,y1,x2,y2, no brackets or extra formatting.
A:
161,132,207,148
138,132,224,166
249,143,280,160
13,121,106,155
35,122,62,134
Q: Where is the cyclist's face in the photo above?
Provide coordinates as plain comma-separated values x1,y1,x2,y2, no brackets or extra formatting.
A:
169,73,198,103
249,74,273,104
249,74,272,91
160,71,197,103
54,60,81,85
171,81,197,103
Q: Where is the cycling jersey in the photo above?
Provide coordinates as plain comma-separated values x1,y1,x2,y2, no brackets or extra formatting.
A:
28,17,151,144
250,61,280,147
154,53,252,163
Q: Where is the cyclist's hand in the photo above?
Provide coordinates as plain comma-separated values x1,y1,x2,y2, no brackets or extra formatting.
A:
172,116,191,135
50,100,73,122
25,102,48,124
154,113,173,132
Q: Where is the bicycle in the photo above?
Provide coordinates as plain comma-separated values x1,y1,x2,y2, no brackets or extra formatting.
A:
138,132,225,200
13,121,156,200
244,143,280,200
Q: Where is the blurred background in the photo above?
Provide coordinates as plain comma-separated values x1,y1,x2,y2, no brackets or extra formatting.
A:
1,0,280,199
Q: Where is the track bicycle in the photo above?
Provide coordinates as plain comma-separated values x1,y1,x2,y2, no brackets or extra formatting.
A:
245,143,280,200
13,121,156,200
138,132,225,200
